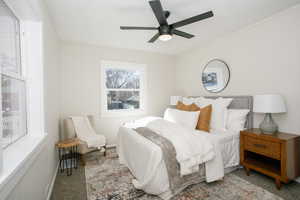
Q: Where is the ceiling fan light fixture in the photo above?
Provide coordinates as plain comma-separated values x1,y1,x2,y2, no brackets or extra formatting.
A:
120,0,213,43
159,34,172,41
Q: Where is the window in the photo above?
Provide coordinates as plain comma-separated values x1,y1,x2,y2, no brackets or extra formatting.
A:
101,61,146,116
0,1,45,196
0,0,27,148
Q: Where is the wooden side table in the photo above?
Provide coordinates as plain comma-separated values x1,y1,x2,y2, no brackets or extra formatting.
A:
56,139,80,176
240,129,300,189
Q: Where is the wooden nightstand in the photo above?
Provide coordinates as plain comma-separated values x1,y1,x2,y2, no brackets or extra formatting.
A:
240,128,300,189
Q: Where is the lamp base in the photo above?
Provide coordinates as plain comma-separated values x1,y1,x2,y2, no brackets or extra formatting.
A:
259,113,278,134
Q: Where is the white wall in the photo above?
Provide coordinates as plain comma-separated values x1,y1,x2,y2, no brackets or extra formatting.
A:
60,42,176,145
4,2,300,198
5,0,60,199
175,5,300,134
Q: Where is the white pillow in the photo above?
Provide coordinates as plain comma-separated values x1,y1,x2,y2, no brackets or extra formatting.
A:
163,108,200,130
226,109,250,131
196,97,232,131
181,97,232,131
182,97,201,105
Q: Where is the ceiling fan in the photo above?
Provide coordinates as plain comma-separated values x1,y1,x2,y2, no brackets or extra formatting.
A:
120,0,214,43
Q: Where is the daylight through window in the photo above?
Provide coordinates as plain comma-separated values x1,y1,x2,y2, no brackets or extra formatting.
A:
102,62,146,115
0,0,27,148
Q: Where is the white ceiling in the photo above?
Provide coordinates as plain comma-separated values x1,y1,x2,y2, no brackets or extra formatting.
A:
44,0,300,55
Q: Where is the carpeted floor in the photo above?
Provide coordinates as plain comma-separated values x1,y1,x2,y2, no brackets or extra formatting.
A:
51,149,300,200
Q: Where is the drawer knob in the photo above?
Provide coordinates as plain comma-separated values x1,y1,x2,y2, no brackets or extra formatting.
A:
253,143,267,148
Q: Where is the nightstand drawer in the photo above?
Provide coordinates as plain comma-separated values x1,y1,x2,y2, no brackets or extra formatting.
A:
244,136,281,160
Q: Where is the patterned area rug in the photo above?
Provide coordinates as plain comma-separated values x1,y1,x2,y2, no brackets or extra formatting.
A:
85,149,283,200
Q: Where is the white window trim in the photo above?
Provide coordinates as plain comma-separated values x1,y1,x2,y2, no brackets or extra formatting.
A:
0,134,47,199
100,61,147,117
0,1,46,198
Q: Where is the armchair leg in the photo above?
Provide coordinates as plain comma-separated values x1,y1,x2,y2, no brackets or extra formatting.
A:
103,146,107,157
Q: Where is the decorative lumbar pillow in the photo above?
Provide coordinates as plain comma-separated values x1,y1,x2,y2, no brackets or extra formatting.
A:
226,109,250,131
176,101,212,132
164,108,200,130
194,97,233,131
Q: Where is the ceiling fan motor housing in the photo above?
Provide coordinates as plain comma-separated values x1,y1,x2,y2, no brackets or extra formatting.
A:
159,25,172,35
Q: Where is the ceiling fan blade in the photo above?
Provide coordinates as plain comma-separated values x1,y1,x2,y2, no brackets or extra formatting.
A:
172,29,194,39
149,0,168,25
171,11,214,28
148,33,160,43
120,26,157,30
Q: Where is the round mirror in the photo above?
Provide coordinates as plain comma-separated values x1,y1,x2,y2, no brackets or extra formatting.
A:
202,59,230,93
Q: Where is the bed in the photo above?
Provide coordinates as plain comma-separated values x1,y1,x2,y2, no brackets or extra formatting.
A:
117,96,253,199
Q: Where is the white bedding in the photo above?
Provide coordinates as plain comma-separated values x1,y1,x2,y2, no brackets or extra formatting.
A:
117,117,240,198
147,119,216,176
195,129,240,168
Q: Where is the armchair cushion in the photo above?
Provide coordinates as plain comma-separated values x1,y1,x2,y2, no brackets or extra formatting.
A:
63,116,106,155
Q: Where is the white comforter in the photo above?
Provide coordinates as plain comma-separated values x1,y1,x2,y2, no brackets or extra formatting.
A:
117,117,225,196
146,119,215,176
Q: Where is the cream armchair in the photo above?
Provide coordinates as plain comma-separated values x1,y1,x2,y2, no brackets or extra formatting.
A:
63,115,106,164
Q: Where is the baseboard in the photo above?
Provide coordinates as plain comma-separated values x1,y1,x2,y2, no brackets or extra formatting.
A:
46,163,59,200
45,145,115,199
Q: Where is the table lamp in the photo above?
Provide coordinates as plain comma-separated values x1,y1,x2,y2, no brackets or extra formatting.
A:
253,94,286,134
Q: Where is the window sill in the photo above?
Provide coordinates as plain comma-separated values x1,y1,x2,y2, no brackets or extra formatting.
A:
0,133,48,199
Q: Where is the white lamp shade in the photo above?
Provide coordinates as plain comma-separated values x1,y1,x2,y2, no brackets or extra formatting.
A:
253,94,286,113
170,96,182,106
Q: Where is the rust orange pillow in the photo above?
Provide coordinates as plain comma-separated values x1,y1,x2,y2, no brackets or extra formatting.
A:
176,101,199,111
176,101,193,111
176,101,212,132
196,104,212,132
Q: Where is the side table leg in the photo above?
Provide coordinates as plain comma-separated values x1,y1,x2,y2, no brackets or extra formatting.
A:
275,179,281,190
66,151,69,176
75,145,78,169
68,147,72,176
245,167,250,176
71,147,74,175
62,148,65,173
58,148,63,173
103,146,107,157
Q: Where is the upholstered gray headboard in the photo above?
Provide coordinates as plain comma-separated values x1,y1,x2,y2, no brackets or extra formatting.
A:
189,96,253,129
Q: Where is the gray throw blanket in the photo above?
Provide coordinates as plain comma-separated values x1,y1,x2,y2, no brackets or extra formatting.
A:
135,127,205,194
